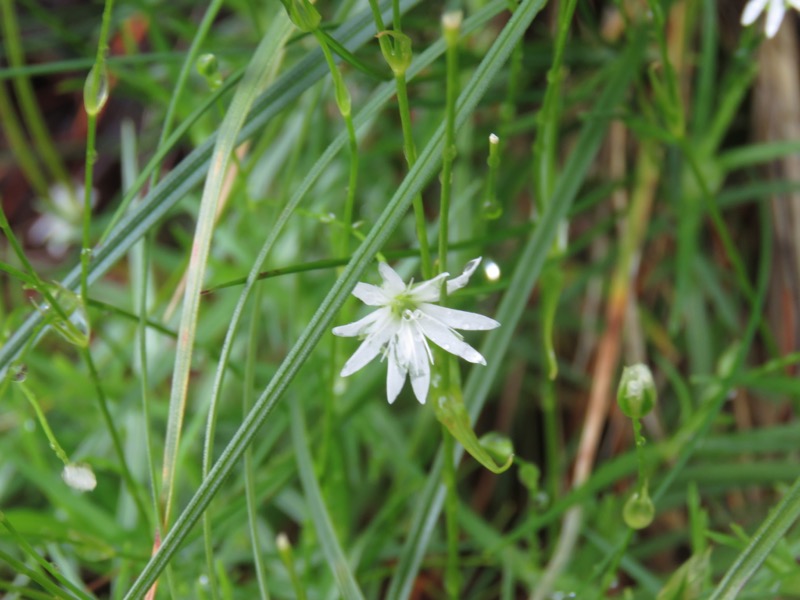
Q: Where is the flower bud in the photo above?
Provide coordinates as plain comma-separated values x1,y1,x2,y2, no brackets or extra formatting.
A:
623,487,655,529
617,363,656,419
442,11,463,46
280,0,321,32
83,63,109,116
376,30,412,76
196,53,222,90
62,463,97,492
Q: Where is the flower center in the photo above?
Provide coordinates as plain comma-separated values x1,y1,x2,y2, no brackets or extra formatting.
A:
390,293,418,318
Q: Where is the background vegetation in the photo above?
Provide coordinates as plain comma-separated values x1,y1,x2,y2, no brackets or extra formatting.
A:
1,0,800,598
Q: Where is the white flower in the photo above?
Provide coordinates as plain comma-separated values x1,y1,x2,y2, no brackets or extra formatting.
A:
62,463,97,492
29,183,97,257
332,258,500,404
741,0,800,38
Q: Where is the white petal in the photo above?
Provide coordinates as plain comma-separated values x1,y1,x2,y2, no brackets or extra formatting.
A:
409,343,431,404
378,262,406,294
408,272,449,302
386,345,407,404
419,303,500,331
765,0,786,36
446,257,481,295
741,0,769,25
352,282,390,306
789,0,800,9
417,311,486,365
340,321,396,376
62,464,97,492
332,310,382,337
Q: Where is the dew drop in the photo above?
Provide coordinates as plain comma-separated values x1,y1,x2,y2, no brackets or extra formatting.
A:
483,259,501,282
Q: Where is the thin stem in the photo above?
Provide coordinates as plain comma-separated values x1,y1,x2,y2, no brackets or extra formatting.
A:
81,115,97,304
81,347,151,525
442,424,460,599
395,73,433,279
81,0,115,303
632,418,647,489
341,115,359,257
439,11,461,276
17,382,70,465
245,286,271,600
439,18,463,596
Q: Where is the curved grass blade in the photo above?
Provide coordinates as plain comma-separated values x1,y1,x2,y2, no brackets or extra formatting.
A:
708,478,800,599
291,399,365,600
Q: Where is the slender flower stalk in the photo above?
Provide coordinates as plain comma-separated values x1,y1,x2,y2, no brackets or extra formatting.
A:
333,258,499,404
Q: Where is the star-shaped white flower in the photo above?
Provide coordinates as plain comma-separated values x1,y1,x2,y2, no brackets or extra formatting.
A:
333,258,500,404
741,0,800,38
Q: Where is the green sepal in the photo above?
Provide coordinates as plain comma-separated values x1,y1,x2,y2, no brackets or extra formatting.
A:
540,260,563,380
376,30,413,77
279,0,321,33
432,361,513,474
32,282,90,348
83,62,109,117
196,53,222,91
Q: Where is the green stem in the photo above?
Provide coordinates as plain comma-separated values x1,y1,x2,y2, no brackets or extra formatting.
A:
81,347,151,525
245,286,271,600
81,114,97,303
81,0,115,303
631,419,646,489
395,73,433,279
16,382,70,465
442,424,460,599
439,19,462,595
438,12,461,276
341,115,359,256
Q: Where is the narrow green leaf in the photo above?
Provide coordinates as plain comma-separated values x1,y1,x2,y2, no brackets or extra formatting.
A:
291,399,365,600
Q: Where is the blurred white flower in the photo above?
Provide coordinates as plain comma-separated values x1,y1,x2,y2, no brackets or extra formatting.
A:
333,258,499,404
62,463,97,492
29,184,97,257
741,0,800,38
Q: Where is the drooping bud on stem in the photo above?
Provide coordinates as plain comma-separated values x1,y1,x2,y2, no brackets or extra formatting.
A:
83,62,109,116
617,363,657,419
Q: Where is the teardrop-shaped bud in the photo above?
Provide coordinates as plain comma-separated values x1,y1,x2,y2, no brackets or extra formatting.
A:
83,63,109,116
617,363,657,419
623,487,655,529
